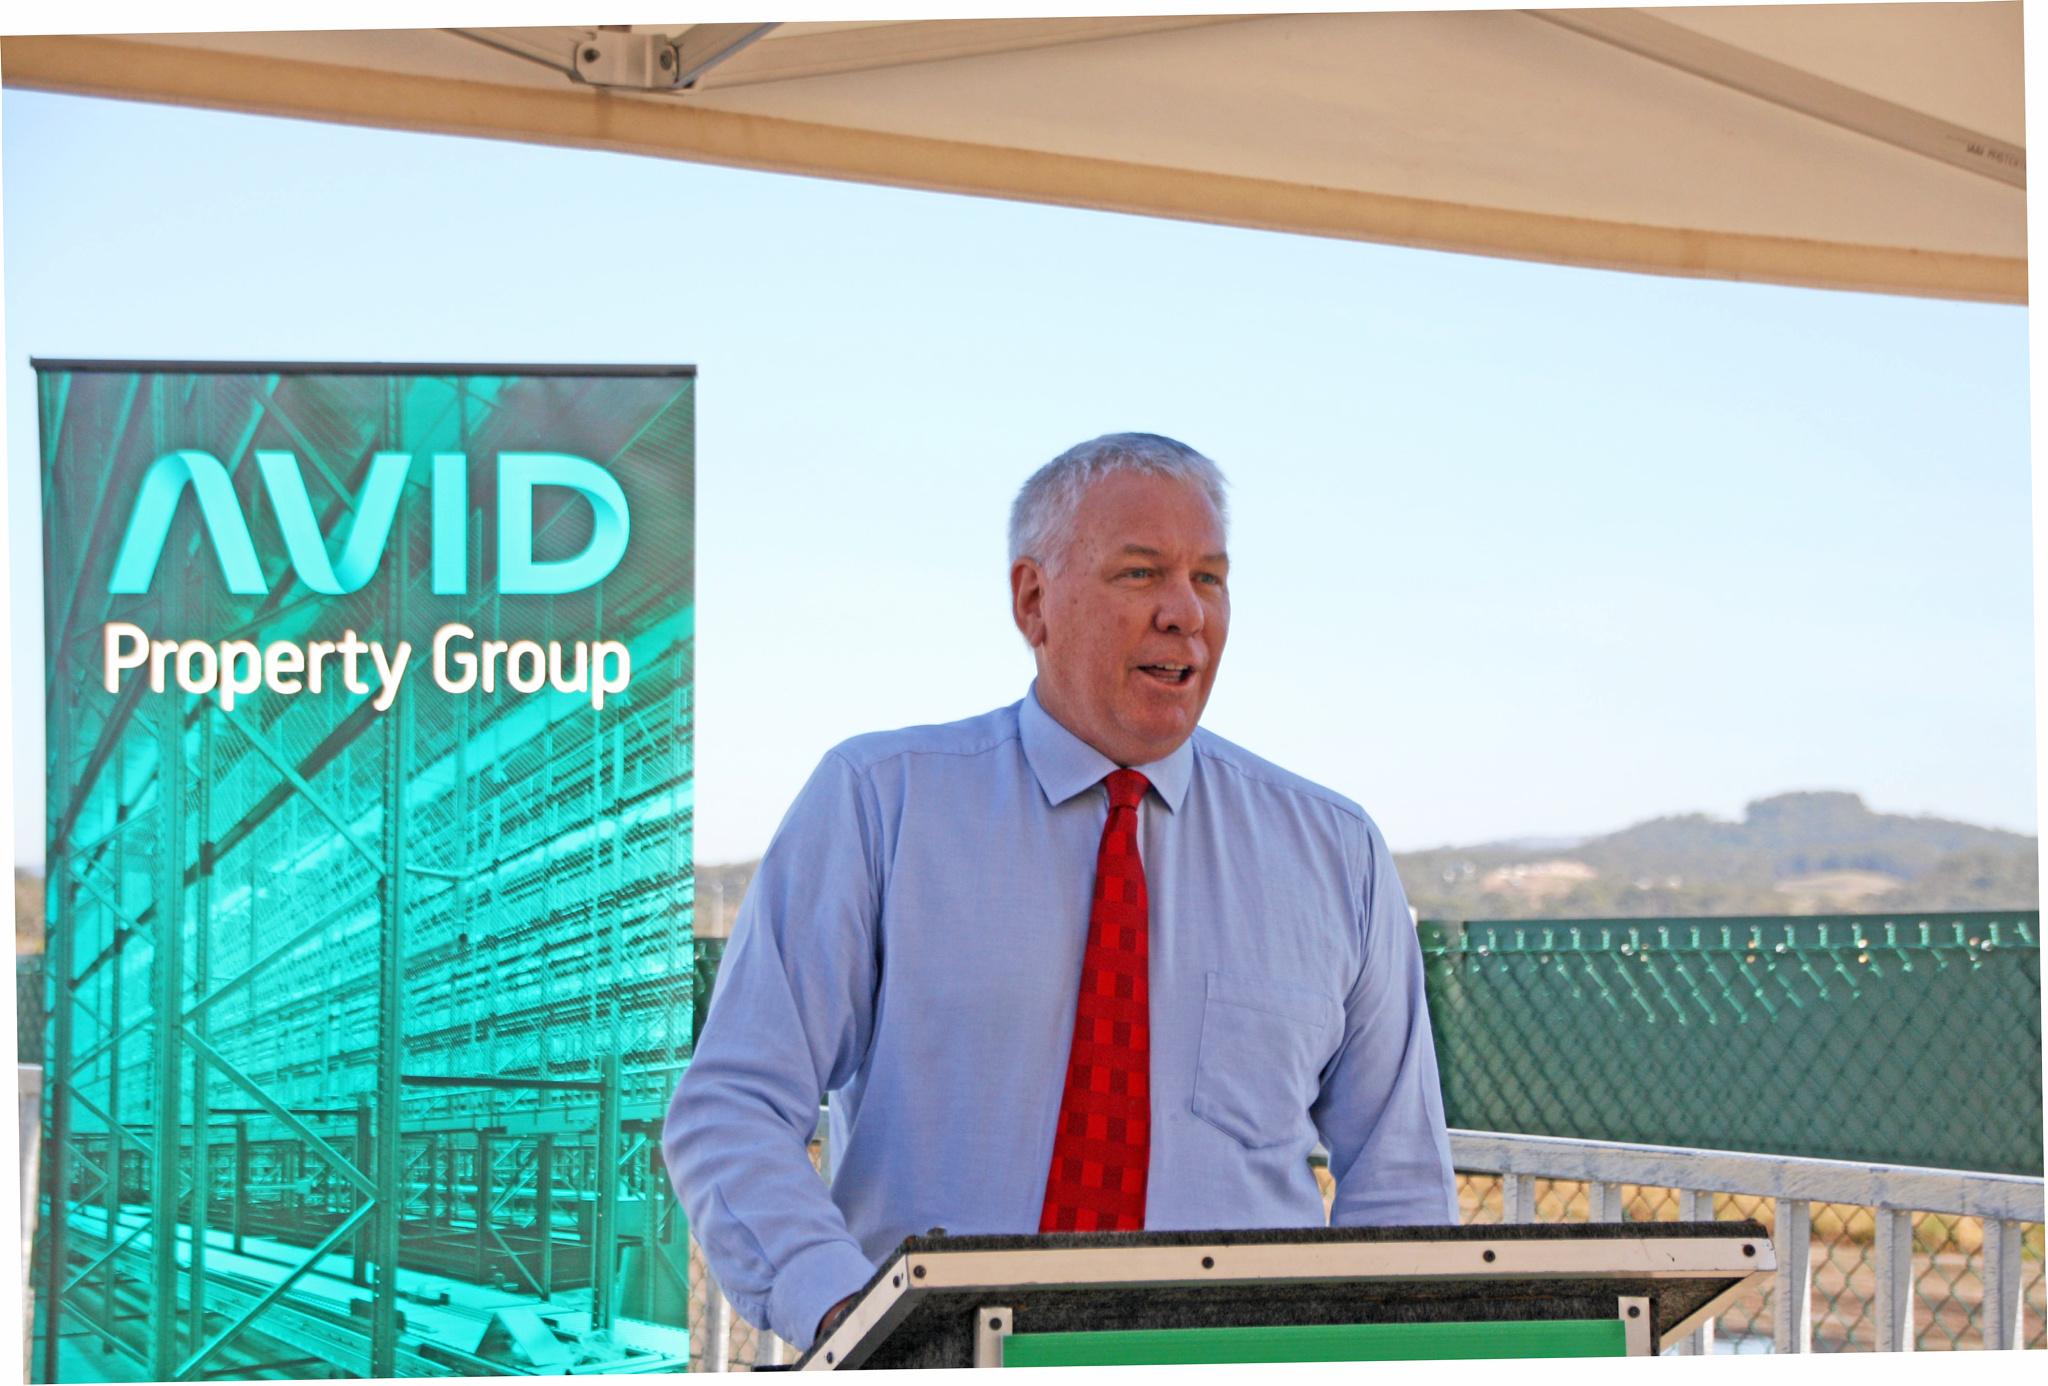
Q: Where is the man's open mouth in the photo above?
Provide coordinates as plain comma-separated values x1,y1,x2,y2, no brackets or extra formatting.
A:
1137,663,1194,686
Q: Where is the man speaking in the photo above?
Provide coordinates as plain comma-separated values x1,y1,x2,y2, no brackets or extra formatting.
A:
664,433,1458,1352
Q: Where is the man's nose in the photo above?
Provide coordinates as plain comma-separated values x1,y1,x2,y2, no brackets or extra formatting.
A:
1154,575,1205,635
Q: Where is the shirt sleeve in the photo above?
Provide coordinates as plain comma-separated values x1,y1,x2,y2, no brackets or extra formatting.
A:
1310,815,1461,1226
662,750,884,1350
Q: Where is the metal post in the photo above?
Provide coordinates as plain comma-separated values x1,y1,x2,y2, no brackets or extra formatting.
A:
1503,1172,1536,1224
151,666,187,1381
608,699,626,1066
1771,1197,1811,1354
643,1144,661,1322
476,1129,494,1283
370,388,410,1378
661,1164,691,1332
232,1119,248,1254
353,1098,373,1287
537,1135,555,1299
40,840,77,1384
1587,1181,1623,1222
591,582,620,1071
817,1102,832,1183
1674,1190,1717,1354
972,1306,1015,1368
188,714,214,1356
1982,1217,2026,1349
594,1055,620,1329
702,1262,730,1373
1873,1208,1915,1351
100,927,122,1340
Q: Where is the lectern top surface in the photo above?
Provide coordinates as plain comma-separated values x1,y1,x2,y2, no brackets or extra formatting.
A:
799,1221,1772,1369
885,1219,1766,1254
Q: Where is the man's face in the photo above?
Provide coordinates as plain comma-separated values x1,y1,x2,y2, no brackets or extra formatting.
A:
1012,471,1230,766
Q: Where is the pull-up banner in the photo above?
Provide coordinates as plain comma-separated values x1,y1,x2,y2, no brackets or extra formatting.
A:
36,361,697,1377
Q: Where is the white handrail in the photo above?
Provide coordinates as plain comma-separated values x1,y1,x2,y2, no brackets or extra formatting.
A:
1449,1129,2045,1222
1449,1128,2044,1354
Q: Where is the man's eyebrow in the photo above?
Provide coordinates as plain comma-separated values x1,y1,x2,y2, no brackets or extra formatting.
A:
1113,544,1230,564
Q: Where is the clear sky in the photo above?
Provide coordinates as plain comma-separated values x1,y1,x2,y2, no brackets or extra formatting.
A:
3,85,2035,871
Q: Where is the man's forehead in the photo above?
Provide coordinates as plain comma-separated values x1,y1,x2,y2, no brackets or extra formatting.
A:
1081,506,1226,550
1075,474,1223,527
1117,542,1229,564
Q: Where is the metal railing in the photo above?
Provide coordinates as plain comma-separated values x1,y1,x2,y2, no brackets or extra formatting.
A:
683,1129,2046,1367
1451,1129,2046,1353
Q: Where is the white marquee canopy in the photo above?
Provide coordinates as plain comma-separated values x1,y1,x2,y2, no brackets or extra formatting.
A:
1,5,2027,301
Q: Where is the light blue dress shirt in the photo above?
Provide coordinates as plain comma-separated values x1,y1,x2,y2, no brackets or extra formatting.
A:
663,687,1458,1349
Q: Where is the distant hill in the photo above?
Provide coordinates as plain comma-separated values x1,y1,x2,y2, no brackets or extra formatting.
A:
700,790,2038,930
1401,791,2037,920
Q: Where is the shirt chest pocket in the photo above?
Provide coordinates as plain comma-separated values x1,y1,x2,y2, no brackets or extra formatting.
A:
1188,971,1341,1150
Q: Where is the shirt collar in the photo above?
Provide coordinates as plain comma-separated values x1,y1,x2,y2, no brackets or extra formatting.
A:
1018,683,1194,813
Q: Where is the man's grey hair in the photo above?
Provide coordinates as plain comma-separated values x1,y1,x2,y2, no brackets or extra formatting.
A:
1008,432,1230,573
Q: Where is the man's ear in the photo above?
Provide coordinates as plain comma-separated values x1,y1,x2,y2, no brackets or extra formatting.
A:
1011,558,1050,647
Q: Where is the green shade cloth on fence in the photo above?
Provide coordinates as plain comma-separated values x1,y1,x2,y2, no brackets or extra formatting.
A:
1422,912,2042,1176
18,956,44,1064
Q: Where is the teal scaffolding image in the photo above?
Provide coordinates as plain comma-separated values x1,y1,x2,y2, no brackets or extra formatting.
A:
32,362,696,1379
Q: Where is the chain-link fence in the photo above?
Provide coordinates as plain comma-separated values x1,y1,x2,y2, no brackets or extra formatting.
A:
1449,1174,2044,1352
1423,913,2041,1176
1424,912,2042,1351
17,955,43,1065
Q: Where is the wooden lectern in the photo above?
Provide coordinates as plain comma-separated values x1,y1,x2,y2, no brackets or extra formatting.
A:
796,1221,1772,1369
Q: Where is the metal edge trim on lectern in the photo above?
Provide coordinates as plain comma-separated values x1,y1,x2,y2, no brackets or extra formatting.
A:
804,1256,918,1370
973,1307,1014,1368
802,1235,1774,1369
1618,1296,1652,1356
902,1235,1766,1288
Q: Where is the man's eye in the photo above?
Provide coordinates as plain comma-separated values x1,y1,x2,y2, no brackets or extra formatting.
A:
1196,572,1224,586
1122,567,1154,579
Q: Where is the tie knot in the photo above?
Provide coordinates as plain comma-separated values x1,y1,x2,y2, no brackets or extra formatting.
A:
1104,768,1150,812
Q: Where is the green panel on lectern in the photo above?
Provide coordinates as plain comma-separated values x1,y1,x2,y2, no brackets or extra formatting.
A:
1001,1318,1628,1366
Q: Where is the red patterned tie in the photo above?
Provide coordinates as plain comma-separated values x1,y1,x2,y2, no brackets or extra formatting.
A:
1040,768,1151,1233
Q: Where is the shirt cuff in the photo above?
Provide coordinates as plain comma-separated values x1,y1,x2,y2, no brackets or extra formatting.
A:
769,1238,877,1352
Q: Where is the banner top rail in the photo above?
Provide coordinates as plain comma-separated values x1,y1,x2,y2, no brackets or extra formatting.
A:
30,358,699,377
